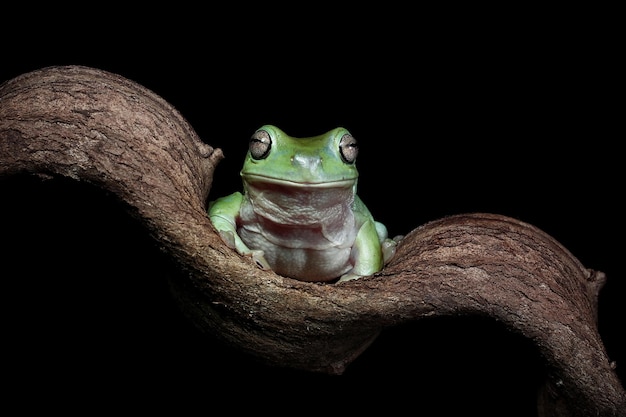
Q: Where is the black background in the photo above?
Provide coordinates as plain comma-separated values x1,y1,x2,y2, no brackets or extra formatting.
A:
1,6,622,415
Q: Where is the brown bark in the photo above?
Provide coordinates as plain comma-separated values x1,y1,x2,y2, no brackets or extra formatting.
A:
0,65,623,416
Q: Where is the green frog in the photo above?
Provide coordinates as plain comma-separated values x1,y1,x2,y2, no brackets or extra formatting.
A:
208,125,398,282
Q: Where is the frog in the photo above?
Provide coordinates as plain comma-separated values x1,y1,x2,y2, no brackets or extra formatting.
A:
208,125,399,283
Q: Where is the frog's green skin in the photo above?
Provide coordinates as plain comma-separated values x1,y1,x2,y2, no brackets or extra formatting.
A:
208,125,396,283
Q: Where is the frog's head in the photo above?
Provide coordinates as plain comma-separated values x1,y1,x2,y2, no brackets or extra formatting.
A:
240,125,359,191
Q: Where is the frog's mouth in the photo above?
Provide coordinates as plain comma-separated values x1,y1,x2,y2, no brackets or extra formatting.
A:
242,174,357,189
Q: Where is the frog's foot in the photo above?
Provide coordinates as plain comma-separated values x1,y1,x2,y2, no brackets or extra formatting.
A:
216,230,271,270
381,235,403,265
249,249,271,270
336,272,364,283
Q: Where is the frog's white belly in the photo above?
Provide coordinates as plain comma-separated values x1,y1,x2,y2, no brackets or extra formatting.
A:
237,190,358,281
239,232,354,281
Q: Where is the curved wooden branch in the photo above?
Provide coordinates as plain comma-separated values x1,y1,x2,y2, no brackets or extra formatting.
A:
1,66,623,416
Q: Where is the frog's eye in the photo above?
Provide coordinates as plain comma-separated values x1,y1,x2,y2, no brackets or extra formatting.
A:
249,129,272,160
339,133,358,164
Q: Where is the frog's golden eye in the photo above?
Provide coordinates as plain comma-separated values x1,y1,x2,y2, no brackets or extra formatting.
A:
249,129,272,160
339,133,358,164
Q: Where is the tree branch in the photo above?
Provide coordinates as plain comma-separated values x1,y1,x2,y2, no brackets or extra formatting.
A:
1,65,623,416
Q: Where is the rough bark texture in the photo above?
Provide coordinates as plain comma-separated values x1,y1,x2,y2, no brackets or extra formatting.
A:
0,66,623,416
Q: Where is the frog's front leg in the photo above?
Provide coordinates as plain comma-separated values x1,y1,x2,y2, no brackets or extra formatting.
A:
338,219,385,283
208,192,270,270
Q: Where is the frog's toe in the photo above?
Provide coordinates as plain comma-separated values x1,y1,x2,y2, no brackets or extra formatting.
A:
337,272,363,283
250,250,271,270
381,237,400,264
